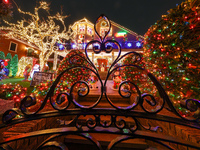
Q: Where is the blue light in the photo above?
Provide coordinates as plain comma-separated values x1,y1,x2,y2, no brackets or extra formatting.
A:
72,44,76,49
93,43,100,49
127,42,132,47
83,43,87,48
136,42,141,47
106,43,113,49
59,44,64,50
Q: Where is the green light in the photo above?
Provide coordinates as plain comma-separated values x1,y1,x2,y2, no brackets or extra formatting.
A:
153,51,157,54
123,129,129,133
171,43,176,46
185,78,190,81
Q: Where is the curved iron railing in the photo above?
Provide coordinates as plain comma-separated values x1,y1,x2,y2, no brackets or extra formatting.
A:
0,14,200,150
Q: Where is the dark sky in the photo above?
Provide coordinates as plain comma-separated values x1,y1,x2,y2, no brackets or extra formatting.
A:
12,0,185,36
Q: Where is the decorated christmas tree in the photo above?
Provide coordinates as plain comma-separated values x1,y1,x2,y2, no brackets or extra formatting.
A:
10,54,18,77
144,0,200,113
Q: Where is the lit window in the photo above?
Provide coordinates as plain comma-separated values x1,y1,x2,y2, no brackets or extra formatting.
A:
79,25,85,33
87,27,93,35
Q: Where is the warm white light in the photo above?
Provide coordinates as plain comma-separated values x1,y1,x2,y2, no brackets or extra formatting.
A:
1,1,73,70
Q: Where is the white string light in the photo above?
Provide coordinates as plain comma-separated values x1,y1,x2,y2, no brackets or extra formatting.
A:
1,1,74,70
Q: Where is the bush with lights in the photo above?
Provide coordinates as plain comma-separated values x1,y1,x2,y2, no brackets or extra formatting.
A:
144,0,200,116
121,54,158,96
31,50,91,102
0,83,27,102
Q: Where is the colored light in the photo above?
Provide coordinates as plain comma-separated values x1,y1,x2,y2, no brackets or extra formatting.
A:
83,43,87,48
72,44,76,49
136,42,141,47
3,0,9,4
115,32,127,37
127,42,132,47
59,44,64,50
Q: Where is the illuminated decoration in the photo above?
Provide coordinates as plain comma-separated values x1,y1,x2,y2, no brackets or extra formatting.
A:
121,53,157,99
0,59,9,80
98,18,112,37
0,83,27,102
32,50,91,101
101,20,108,27
83,43,87,49
1,1,73,70
3,0,9,4
71,18,93,36
136,41,142,47
106,42,113,49
87,27,93,35
79,25,85,34
144,0,200,115
72,44,76,49
5,53,11,72
115,32,127,37
17,56,33,77
30,63,40,78
127,42,132,47
59,44,64,50
93,43,100,49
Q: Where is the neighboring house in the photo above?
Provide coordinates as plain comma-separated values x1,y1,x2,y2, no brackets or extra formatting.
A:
0,33,40,60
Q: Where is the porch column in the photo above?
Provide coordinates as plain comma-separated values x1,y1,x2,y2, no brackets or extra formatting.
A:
92,52,94,63
53,52,58,70
112,51,114,62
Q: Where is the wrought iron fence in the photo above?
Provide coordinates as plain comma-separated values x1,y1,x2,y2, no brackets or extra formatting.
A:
0,14,200,150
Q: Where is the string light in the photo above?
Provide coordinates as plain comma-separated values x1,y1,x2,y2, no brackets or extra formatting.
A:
0,1,73,70
144,0,200,116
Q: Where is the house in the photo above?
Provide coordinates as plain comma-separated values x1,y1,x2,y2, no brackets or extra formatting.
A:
70,17,144,72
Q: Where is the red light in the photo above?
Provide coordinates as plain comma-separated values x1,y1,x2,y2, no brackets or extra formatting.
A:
3,0,9,4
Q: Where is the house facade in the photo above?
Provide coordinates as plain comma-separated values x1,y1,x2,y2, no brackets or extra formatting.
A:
70,17,144,72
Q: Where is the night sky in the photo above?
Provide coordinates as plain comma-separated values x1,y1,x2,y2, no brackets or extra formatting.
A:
12,0,185,36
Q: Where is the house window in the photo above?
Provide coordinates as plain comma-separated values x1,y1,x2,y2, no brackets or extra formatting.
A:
27,48,35,57
87,27,93,35
79,25,85,34
9,42,18,52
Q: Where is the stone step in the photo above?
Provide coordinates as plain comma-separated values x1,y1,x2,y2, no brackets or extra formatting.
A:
64,133,149,150
78,100,131,108
76,93,138,106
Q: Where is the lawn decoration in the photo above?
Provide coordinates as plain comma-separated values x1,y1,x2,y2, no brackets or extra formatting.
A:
0,59,9,80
